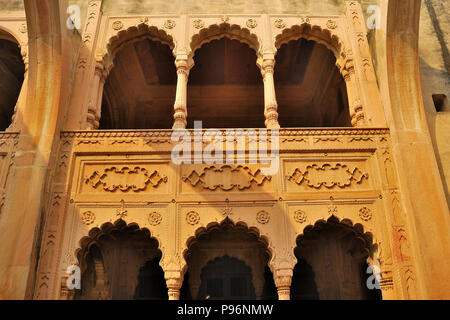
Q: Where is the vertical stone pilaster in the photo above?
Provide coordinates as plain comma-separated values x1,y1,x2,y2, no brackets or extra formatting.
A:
65,1,103,130
86,61,107,130
339,56,366,127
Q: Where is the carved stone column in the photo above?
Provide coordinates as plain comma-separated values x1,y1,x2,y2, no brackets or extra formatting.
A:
172,54,192,129
340,57,366,127
165,271,183,300
261,57,280,129
86,61,107,130
274,268,292,300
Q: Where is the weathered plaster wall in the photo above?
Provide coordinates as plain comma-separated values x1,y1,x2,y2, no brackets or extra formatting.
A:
419,0,450,205
0,1,24,13
99,0,378,15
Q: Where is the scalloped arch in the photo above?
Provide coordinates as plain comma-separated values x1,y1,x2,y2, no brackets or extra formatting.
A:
75,218,165,270
103,23,176,73
190,23,261,60
275,23,344,60
182,217,274,273
294,215,379,264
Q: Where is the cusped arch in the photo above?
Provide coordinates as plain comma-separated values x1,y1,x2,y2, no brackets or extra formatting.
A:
275,23,344,61
294,215,379,266
190,23,261,61
182,217,274,273
76,219,166,270
103,23,176,73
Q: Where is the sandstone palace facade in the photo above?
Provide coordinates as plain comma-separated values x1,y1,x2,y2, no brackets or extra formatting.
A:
0,0,449,300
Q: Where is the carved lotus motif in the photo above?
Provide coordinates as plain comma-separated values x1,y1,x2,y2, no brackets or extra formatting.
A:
81,211,95,225
186,211,200,225
193,19,204,29
256,211,270,224
246,19,257,29
294,210,307,224
274,19,286,29
112,20,123,30
164,19,176,29
326,19,337,29
359,207,372,221
148,212,162,226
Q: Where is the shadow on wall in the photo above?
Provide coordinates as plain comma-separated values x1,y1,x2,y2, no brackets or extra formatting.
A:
419,56,450,206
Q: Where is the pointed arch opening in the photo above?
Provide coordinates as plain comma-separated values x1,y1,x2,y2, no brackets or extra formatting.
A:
181,218,277,300
187,24,265,128
291,216,382,300
0,29,24,131
75,219,167,300
274,24,351,127
100,25,177,129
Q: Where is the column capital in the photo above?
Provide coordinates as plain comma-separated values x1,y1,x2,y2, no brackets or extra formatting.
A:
274,268,293,300
165,270,183,300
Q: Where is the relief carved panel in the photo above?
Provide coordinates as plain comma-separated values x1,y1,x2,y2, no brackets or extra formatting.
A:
77,161,170,195
84,166,167,192
182,165,271,192
285,163,369,190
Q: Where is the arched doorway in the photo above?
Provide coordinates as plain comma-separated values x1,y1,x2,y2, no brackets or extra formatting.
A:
291,217,382,300
187,37,265,128
100,34,177,129
0,34,25,131
274,35,350,127
181,219,277,300
76,220,168,300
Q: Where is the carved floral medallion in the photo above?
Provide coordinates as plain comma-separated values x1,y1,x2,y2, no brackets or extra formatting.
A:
274,19,286,29
359,207,372,221
246,19,257,29
164,19,176,29
326,19,337,29
294,210,307,224
112,21,124,31
186,211,200,225
148,212,162,226
81,211,95,225
193,19,204,29
256,211,270,224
